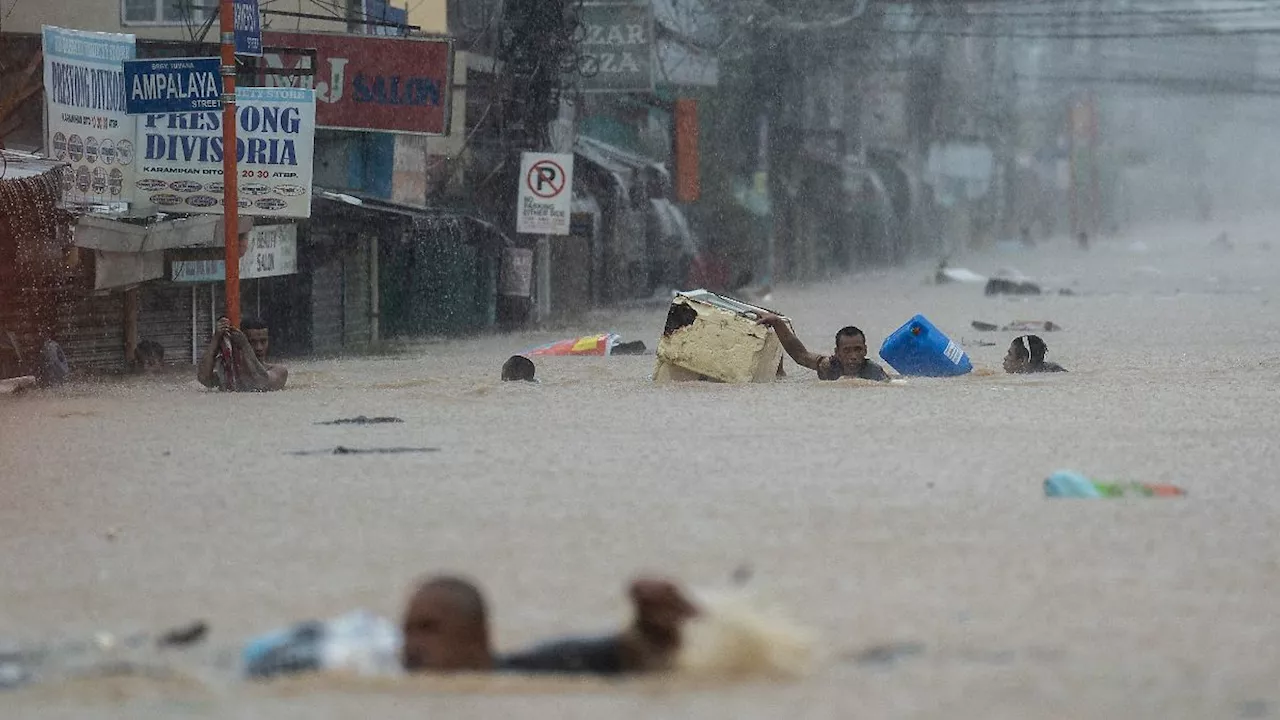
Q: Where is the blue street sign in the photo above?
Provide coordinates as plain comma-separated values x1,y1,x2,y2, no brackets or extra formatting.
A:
234,0,263,56
123,57,223,115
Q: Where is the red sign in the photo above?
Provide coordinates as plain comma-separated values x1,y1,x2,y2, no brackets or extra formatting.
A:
260,31,453,136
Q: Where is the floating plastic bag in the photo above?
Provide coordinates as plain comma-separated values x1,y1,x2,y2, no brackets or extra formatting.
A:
524,333,621,357
1045,470,1185,498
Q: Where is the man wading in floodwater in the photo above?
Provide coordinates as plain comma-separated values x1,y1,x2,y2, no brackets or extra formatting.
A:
197,317,288,392
756,313,890,382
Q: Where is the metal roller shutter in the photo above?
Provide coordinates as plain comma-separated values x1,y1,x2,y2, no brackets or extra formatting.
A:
138,282,194,366
59,291,124,373
342,239,370,350
311,260,344,355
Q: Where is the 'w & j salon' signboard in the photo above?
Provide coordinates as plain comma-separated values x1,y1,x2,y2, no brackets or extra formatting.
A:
260,31,452,136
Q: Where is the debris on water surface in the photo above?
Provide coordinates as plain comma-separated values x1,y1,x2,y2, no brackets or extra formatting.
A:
315,416,404,426
289,446,439,456
0,659,31,690
984,277,1042,296
844,641,926,667
1045,470,1186,498
158,621,208,648
612,340,647,355
972,320,1062,333
1239,700,1269,718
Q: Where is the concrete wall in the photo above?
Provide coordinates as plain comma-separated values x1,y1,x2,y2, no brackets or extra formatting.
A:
391,48,466,205
406,0,445,35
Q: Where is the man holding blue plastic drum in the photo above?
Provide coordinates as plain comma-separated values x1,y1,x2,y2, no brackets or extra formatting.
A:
756,313,890,382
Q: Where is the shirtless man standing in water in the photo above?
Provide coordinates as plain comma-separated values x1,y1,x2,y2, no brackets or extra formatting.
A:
197,317,289,391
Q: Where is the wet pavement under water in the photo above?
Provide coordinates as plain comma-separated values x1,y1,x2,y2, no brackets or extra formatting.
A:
2,216,1279,719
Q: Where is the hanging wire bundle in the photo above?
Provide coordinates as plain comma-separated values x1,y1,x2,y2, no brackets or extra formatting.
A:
494,0,587,152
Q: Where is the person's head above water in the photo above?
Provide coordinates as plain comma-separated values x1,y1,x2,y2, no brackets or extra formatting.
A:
1004,334,1049,373
240,318,270,362
501,355,536,382
401,575,494,672
833,326,869,370
135,339,165,372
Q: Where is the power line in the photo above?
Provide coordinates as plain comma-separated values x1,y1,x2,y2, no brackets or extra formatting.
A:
719,2,1280,40
875,3,1280,34
1016,72,1280,97
902,3,1280,20
860,24,1280,39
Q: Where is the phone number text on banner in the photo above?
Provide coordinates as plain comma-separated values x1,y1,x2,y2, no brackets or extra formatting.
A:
135,87,316,218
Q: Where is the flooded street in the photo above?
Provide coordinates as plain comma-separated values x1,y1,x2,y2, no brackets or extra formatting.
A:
4,217,1280,719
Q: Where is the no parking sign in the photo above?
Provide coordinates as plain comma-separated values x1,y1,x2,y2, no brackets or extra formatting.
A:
516,152,573,235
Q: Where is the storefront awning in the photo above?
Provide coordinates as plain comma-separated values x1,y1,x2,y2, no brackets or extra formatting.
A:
0,150,65,180
574,135,673,198
75,213,254,253
312,189,513,252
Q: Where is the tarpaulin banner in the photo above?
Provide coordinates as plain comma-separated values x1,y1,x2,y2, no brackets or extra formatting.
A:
171,224,298,282
42,25,137,205
524,333,621,357
134,87,316,218
260,31,452,136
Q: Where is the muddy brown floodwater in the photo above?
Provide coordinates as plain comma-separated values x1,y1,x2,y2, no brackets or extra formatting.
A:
3,216,1280,719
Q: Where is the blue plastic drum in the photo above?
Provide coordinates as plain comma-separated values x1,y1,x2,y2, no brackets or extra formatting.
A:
878,314,973,377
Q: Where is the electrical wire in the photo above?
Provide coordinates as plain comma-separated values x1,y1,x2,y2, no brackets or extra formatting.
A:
901,2,1280,20
857,24,1280,39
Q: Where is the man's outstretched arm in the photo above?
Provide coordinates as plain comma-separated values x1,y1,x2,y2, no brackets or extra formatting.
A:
756,313,823,370
497,577,700,675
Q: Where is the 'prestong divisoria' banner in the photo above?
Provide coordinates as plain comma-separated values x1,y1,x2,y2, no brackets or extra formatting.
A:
134,87,316,218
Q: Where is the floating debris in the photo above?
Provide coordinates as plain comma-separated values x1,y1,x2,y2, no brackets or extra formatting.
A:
973,320,1062,333
158,621,209,648
288,446,439,456
1239,699,1269,718
315,416,404,426
844,641,926,667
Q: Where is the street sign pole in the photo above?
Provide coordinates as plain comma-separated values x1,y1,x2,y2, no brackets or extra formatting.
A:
220,0,241,327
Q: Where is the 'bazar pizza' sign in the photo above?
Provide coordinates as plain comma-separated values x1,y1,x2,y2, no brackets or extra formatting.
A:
578,2,653,93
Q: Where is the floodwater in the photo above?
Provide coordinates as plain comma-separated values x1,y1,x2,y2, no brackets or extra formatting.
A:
3,216,1279,719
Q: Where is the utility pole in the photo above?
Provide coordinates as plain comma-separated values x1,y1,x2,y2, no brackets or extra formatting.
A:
495,0,576,325
219,0,242,326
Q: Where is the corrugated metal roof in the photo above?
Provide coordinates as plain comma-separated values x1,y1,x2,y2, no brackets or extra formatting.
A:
0,151,65,182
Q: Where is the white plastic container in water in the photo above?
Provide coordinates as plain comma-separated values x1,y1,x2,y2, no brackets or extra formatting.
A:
654,290,783,384
241,610,401,679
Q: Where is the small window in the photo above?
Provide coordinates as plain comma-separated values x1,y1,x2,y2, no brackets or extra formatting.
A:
122,0,214,26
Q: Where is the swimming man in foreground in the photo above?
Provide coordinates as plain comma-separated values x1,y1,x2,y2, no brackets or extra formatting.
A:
242,575,699,678
402,575,698,674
